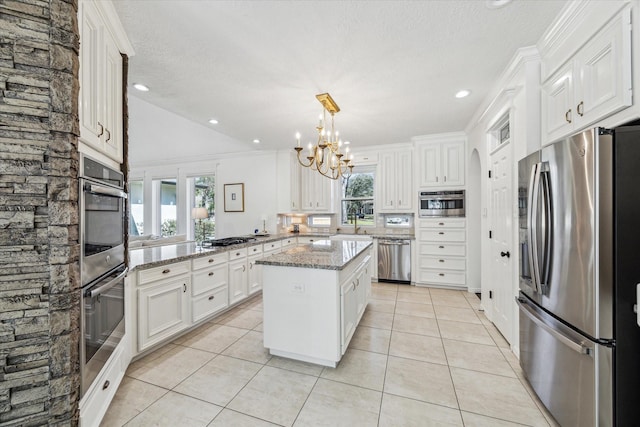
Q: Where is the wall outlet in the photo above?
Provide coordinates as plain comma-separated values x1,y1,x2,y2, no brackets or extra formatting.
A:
291,283,305,293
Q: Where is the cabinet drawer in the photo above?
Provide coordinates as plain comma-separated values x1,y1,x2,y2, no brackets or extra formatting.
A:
138,261,190,286
420,256,466,271
192,252,228,270
419,243,466,257
297,236,325,244
192,263,228,296
419,269,466,285
281,238,296,249
419,218,465,229
248,244,263,255
192,285,228,323
229,247,248,260
420,229,465,242
263,241,281,252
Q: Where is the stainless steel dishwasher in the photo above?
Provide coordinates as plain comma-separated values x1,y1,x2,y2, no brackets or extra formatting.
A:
377,239,411,284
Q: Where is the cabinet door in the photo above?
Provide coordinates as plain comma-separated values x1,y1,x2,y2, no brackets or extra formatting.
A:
78,1,103,149
228,259,248,304
542,64,574,144
248,254,262,295
442,142,465,187
575,7,632,128
138,277,189,351
354,267,367,320
417,143,441,187
378,151,396,211
340,279,357,354
102,31,123,163
300,167,316,211
396,150,413,210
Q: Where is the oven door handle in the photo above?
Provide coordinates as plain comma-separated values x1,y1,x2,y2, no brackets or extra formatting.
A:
86,183,128,199
87,268,128,298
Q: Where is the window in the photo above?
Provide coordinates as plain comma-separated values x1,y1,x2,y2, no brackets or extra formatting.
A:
153,178,177,237
190,175,215,241
341,167,375,226
129,180,143,236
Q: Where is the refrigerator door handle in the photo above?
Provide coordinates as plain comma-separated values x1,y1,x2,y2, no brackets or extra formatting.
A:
636,283,639,327
516,297,591,355
540,169,553,287
528,163,542,293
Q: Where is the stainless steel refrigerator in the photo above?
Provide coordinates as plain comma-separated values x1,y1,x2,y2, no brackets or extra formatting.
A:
517,126,640,427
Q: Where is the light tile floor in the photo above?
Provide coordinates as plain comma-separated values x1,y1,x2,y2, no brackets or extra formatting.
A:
100,284,560,427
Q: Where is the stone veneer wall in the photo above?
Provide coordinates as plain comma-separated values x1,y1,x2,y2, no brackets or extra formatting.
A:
0,0,81,425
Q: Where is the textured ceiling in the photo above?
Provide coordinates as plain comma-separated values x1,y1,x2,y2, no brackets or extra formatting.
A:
112,0,567,153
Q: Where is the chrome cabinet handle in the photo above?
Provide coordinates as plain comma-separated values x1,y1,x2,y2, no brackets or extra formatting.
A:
97,122,104,137
183,283,186,292
105,128,111,143
565,109,572,123
577,101,584,116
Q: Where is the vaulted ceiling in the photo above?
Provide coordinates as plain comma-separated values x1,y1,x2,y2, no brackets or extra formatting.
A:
113,0,567,152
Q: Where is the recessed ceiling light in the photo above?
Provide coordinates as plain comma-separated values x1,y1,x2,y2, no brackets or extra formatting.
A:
455,90,471,98
253,139,260,144
133,83,149,92
344,141,351,145
485,0,512,9
208,119,219,125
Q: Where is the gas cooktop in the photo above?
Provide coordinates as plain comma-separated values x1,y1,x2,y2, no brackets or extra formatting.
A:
202,236,257,247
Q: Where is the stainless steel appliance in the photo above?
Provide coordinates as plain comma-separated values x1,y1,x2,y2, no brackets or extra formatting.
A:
517,126,640,426
79,155,127,397
377,239,411,284
419,190,465,217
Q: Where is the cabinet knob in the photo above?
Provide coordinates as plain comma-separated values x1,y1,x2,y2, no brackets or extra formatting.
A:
438,232,444,235
208,295,215,301
208,272,214,276
439,273,445,277
438,222,445,226
439,246,445,249
236,252,241,256
162,269,170,274
439,259,445,263
102,380,110,390
208,258,215,263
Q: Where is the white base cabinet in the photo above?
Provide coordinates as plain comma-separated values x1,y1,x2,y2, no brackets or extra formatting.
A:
416,219,466,289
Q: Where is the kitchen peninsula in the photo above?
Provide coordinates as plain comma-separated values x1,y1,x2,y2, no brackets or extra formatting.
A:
257,240,373,367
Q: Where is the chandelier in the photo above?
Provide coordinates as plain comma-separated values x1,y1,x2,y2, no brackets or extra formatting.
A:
294,93,354,180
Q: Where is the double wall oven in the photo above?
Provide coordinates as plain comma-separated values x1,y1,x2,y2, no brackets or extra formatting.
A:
79,155,127,397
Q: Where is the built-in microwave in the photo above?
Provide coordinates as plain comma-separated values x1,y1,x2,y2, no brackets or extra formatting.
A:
419,190,465,217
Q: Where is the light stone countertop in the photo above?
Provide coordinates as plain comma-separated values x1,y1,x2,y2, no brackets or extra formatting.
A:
255,239,372,271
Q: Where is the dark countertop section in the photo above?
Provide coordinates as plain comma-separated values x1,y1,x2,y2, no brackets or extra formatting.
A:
256,240,372,271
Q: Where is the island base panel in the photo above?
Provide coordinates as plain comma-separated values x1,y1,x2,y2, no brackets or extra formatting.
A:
268,349,337,368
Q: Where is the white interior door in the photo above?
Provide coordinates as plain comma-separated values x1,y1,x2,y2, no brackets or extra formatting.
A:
489,141,513,342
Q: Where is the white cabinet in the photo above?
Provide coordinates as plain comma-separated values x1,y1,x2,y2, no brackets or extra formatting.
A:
340,278,358,352
541,6,631,144
415,139,465,188
277,151,301,212
137,261,190,352
416,219,466,289
78,0,132,164
248,254,264,296
191,254,229,324
228,248,249,305
301,166,332,212
378,150,413,212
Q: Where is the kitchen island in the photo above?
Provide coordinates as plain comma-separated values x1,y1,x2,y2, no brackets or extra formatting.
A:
256,239,372,367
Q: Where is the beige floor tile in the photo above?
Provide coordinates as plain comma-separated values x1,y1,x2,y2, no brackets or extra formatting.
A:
499,347,526,379
379,393,464,427
429,288,465,297
368,298,396,314
461,411,530,426
431,293,471,308
396,291,432,304
397,285,431,295
450,367,549,426
320,348,388,391
180,324,249,353
359,309,394,330
372,282,400,292
208,409,280,426
173,355,263,406
392,313,440,337
125,391,222,427
442,339,516,377
173,322,218,345
349,325,391,354
227,366,317,427
395,301,435,318
434,305,482,324
389,331,447,365
222,330,271,364
437,320,495,345
130,343,178,365
371,288,398,301
485,323,511,348
266,355,325,377
384,356,458,409
99,377,167,427
220,309,263,329
293,378,382,427
253,322,263,332
126,346,215,389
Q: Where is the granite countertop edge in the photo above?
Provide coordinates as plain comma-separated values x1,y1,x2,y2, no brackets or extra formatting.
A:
256,240,373,271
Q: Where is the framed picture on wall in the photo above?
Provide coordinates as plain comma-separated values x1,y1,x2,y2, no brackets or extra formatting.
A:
224,183,244,212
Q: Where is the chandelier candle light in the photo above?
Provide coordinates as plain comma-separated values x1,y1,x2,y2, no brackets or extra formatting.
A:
295,93,354,180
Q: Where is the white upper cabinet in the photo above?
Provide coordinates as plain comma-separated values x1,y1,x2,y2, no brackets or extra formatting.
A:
414,135,465,189
276,150,301,212
78,0,133,164
541,4,631,144
301,166,332,212
378,149,413,212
